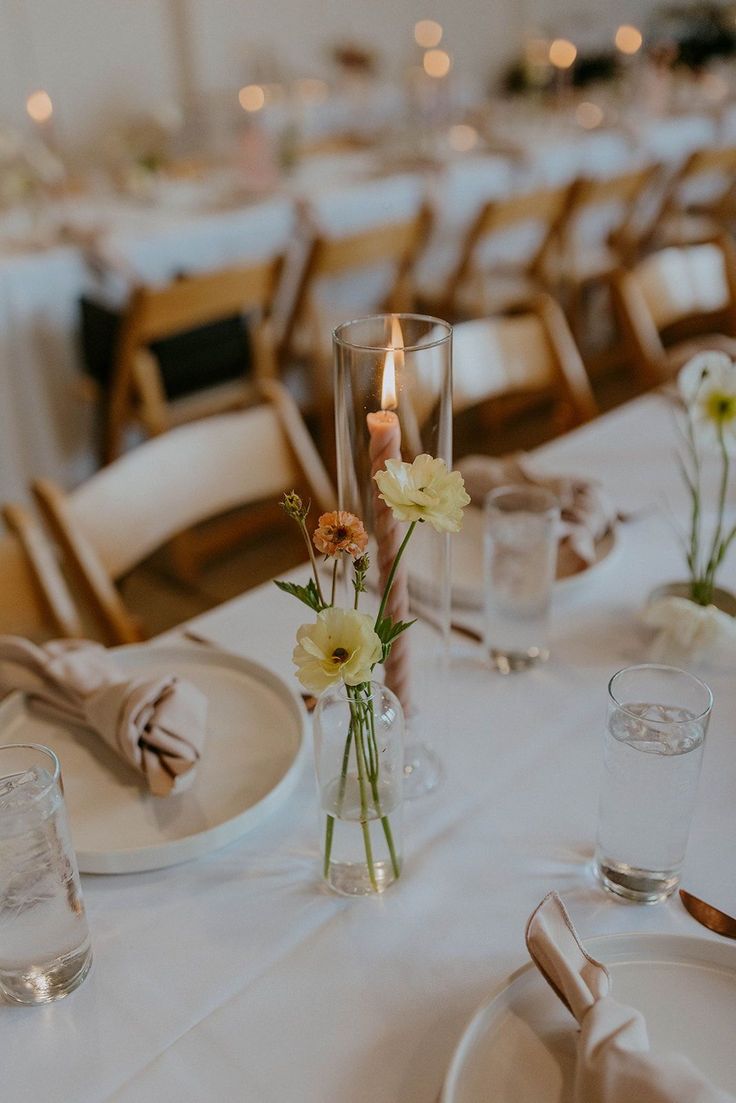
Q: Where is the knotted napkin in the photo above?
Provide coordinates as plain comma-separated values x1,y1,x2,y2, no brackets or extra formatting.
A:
526,892,735,1103
642,596,736,666
0,637,207,797
456,454,617,574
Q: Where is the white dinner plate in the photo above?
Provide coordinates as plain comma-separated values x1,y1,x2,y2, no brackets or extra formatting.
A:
442,932,736,1103
0,645,308,874
410,505,618,611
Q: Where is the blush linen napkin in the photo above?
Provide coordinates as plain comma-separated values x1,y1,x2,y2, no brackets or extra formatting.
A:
525,892,735,1103
456,454,617,575
0,637,207,797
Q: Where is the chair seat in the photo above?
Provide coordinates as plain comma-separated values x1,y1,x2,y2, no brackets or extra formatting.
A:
665,332,736,373
419,269,543,319
157,378,257,429
653,213,723,248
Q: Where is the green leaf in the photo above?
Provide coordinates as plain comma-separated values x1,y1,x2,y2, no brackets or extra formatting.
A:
274,578,324,612
375,614,416,660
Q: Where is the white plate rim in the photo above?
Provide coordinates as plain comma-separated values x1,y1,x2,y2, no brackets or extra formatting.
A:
0,643,309,875
441,931,736,1103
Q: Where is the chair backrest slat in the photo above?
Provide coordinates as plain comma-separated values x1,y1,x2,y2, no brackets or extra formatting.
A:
132,259,282,344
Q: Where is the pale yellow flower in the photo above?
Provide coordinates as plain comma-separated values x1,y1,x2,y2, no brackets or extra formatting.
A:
679,352,736,440
312,511,368,559
374,454,470,533
293,607,382,693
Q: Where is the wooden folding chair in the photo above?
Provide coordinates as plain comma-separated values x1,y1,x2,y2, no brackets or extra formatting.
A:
422,183,572,321
34,381,335,645
612,235,736,386
643,146,736,249
450,294,597,441
105,256,284,462
279,204,431,435
0,504,83,640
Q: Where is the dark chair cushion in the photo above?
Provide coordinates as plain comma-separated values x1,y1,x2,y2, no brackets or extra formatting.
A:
79,296,253,400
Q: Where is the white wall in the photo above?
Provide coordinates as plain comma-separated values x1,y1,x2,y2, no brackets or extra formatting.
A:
0,0,686,151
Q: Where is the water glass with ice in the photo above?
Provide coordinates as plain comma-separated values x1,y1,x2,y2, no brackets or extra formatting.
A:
0,743,92,1003
483,485,559,672
595,664,713,904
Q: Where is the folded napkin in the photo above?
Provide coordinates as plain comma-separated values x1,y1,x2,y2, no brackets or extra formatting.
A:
642,596,736,666
526,892,735,1103
0,637,207,797
456,454,617,574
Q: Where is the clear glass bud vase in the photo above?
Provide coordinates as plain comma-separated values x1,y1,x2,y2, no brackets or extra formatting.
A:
313,681,404,896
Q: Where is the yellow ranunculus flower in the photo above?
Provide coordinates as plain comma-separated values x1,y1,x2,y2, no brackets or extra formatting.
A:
374,454,470,533
293,607,382,693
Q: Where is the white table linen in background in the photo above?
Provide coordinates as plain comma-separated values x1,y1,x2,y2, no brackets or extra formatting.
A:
3,393,735,1103
0,108,726,506
0,197,295,504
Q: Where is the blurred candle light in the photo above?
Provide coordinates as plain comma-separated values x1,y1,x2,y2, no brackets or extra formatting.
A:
614,24,643,55
238,84,265,112
414,19,443,48
548,38,577,70
448,123,479,151
26,89,53,124
423,48,451,78
295,78,329,104
575,101,604,129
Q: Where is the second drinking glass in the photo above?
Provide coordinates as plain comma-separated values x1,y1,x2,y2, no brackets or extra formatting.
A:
483,485,559,672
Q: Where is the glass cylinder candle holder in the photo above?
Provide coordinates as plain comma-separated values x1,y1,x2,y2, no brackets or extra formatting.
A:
334,314,452,798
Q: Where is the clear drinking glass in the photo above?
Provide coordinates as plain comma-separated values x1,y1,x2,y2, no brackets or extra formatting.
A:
0,744,92,1003
483,485,559,672
334,314,452,798
595,664,713,904
313,681,404,896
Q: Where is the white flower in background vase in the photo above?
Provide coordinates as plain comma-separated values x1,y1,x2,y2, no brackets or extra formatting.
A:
678,351,736,444
644,352,736,663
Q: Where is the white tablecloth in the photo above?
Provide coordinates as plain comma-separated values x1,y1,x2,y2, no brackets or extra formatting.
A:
3,393,735,1102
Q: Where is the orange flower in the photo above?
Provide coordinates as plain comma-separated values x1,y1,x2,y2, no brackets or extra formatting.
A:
312,511,368,559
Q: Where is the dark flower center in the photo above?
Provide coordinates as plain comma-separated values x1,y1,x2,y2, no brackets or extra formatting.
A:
334,527,348,541
332,648,349,663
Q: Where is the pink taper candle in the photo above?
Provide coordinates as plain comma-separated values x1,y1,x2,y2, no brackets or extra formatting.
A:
367,338,412,717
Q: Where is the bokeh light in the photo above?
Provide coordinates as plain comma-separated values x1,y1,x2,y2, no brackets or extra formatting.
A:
238,85,265,112
548,39,577,70
448,124,479,152
615,25,643,55
575,101,604,129
414,20,443,48
423,48,451,78
26,89,53,123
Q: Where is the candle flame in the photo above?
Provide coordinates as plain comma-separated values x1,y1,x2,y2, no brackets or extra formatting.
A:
381,349,397,410
381,317,404,410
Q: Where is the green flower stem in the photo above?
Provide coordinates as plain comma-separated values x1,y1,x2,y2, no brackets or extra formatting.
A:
359,685,400,880
375,521,417,627
323,708,355,876
330,559,338,607
323,815,334,878
349,690,377,891
298,517,326,608
704,424,730,594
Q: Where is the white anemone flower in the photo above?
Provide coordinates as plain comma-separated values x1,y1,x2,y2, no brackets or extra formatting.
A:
678,352,736,441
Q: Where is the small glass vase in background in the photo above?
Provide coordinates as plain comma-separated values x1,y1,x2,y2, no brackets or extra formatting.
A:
334,314,452,797
0,744,92,1003
313,681,404,896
